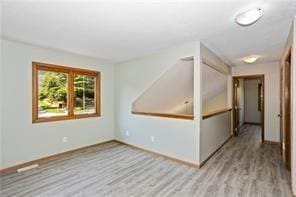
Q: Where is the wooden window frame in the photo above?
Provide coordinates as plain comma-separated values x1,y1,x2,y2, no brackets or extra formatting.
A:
32,62,101,123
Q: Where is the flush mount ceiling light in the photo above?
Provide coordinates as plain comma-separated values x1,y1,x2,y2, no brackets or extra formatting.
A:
235,8,263,26
242,55,260,63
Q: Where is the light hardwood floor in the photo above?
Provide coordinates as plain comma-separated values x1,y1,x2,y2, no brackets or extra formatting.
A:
0,124,292,196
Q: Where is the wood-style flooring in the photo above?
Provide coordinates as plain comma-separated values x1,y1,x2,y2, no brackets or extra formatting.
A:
0,124,292,196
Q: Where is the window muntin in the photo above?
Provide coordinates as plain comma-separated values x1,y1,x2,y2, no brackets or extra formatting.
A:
33,62,100,123
74,74,96,115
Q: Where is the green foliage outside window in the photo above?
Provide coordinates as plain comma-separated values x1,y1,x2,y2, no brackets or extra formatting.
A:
39,71,68,104
38,71,95,115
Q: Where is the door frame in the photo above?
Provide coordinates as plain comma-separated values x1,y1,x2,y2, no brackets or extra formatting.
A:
280,65,283,156
232,75,265,142
280,47,291,170
232,78,240,136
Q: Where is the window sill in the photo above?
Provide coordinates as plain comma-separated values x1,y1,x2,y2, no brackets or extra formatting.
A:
32,113,100,123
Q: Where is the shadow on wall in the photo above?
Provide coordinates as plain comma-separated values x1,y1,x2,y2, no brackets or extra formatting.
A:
202,62,228,114
131,57,194,116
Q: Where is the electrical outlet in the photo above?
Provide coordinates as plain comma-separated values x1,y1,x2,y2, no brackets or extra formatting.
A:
62,137,68,143
126,130,130,136
151,136,154,143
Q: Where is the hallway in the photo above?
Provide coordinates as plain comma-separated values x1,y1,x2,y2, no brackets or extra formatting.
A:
220,124,292,196
0,125,292,196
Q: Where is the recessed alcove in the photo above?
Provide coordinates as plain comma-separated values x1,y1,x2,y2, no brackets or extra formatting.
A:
131,57,194,120
202,59,228,116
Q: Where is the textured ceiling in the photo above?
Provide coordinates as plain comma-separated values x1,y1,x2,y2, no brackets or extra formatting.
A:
1,0,296,65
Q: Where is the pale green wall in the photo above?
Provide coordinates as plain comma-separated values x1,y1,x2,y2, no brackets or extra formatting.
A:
0,39,115,168
114,42,201,164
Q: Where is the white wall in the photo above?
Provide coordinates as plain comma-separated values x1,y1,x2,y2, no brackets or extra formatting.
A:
200,43,232,163
0,38,3,168
200,112,231,162
200,44,232,109
0,39,114,168
200,44,231,74
232,62,280,142
132,59,194,115
202,62,228,114
114,42,200,164
237,79,245,127
203,91,227,114
244,79,261,124
0,7,3,167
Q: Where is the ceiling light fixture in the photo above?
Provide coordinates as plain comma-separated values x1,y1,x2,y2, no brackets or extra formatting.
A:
235,8,263,26
242,55,260,64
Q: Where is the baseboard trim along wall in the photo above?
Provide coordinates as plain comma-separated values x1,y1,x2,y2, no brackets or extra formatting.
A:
199,136,232,168
0,139,114,175
263,140,280,145
1,139,200,175
114,140,200,168
244,121,261,125
2,137,236,175
1,136,237,174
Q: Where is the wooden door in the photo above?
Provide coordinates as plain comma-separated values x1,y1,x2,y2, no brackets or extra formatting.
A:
283,61,291,170
280,66,283,156
233,78,240,136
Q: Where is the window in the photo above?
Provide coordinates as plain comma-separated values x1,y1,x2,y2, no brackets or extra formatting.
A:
32,62,100,123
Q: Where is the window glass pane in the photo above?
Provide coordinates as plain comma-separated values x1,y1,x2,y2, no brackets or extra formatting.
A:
74,74,96,114
38,70,68,118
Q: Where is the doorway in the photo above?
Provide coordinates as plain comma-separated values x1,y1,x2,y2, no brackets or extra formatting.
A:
280,48,291,170
232,75,264,142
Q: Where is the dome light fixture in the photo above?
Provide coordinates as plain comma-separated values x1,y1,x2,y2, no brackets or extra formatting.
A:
242,55,260,64
235,8,263,26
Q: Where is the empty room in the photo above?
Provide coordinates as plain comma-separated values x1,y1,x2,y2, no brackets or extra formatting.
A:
0,1,296,196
